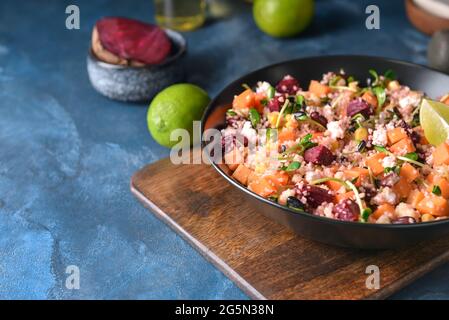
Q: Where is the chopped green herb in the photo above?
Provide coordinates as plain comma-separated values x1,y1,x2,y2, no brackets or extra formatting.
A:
374,145,389,153
294,112,308,121
369,69,380,86
266,128,277,142
404,152,418,161
267,86,275,99
384,69,396,81
276,100,290,128
384,166,399,174
300,133,317,150
226,109,237,116
285,161,301,171
410,111,420,127
329,75,343,87
361,208,373,222
242,83,251,90
268,195,278,202
296,94,305,108
373,86,386,114
432,185,442,196
249,108,260,127
347,76,356,83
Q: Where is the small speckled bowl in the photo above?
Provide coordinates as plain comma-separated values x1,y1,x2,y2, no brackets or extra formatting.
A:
87,29,186,102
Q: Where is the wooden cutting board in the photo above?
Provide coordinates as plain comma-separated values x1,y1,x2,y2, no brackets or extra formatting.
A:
130,158,449,300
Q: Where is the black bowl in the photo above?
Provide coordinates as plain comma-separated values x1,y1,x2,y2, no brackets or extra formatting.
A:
202,55,449,249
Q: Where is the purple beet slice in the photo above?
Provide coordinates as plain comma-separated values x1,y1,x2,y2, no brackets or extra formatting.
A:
304,145,335,166
297,185,334,208
346,98,373,118
96,17,172,65
276,75,300,95
333,199,359,221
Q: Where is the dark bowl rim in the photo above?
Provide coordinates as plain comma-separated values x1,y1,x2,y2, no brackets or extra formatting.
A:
88,28,187,70
201,54,449,229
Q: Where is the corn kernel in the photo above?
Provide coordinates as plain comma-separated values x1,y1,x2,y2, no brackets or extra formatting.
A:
285,114,298,129
330,140,339,151
354,127,368,141
268,112,279,128
421,213,435,222
388,80,400,91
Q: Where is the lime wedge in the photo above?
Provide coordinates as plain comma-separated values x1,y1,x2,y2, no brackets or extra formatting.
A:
420,98,449,146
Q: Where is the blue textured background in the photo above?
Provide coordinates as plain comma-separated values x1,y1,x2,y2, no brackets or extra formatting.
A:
1,0,449,299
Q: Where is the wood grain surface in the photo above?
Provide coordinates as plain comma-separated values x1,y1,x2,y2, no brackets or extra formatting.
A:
130,158,449,300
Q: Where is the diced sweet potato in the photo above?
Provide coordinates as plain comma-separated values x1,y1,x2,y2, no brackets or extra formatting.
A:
427,176,449,199
417,195,449,217
334,191,354,204
343,168,369,187
224,149,244,171
387,128,408,146
247,170,259,185
366,153,387,175
265,171,289,187
308,80,331,97
278,128,297,143
433,142,449,166
426,172,435,184
232,89,255,112
232,164,252,186
248,177,277,197
407,189,425,207
400,163,419,183
373,203,395,219
389,137,415,155
311,132,324,141
253,92,266,113
361,90,378,108
392,177,412,200
326,180,344,192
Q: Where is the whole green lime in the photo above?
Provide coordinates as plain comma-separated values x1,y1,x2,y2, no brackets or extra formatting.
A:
253,0,314,38
147,84,210,148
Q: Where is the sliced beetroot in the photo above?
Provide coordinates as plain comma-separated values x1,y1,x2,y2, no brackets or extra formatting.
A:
96,17,171,65
304,145,335,166
346,98,373,118
267,97,281,112
297,185,334,208
276,75,300,95
333,199,359,222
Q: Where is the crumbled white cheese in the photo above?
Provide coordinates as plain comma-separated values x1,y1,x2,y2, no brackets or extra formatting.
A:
372,127,388,146
376,215,391,224
395,202,419,220
305,170,322,183
322,105,334,121
382,156,397,169
240,121,257,145
327,120,345,140
372,187,397,205
256,81,272,95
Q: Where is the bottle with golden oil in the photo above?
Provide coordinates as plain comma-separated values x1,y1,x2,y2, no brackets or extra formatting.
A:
154,0,206,32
